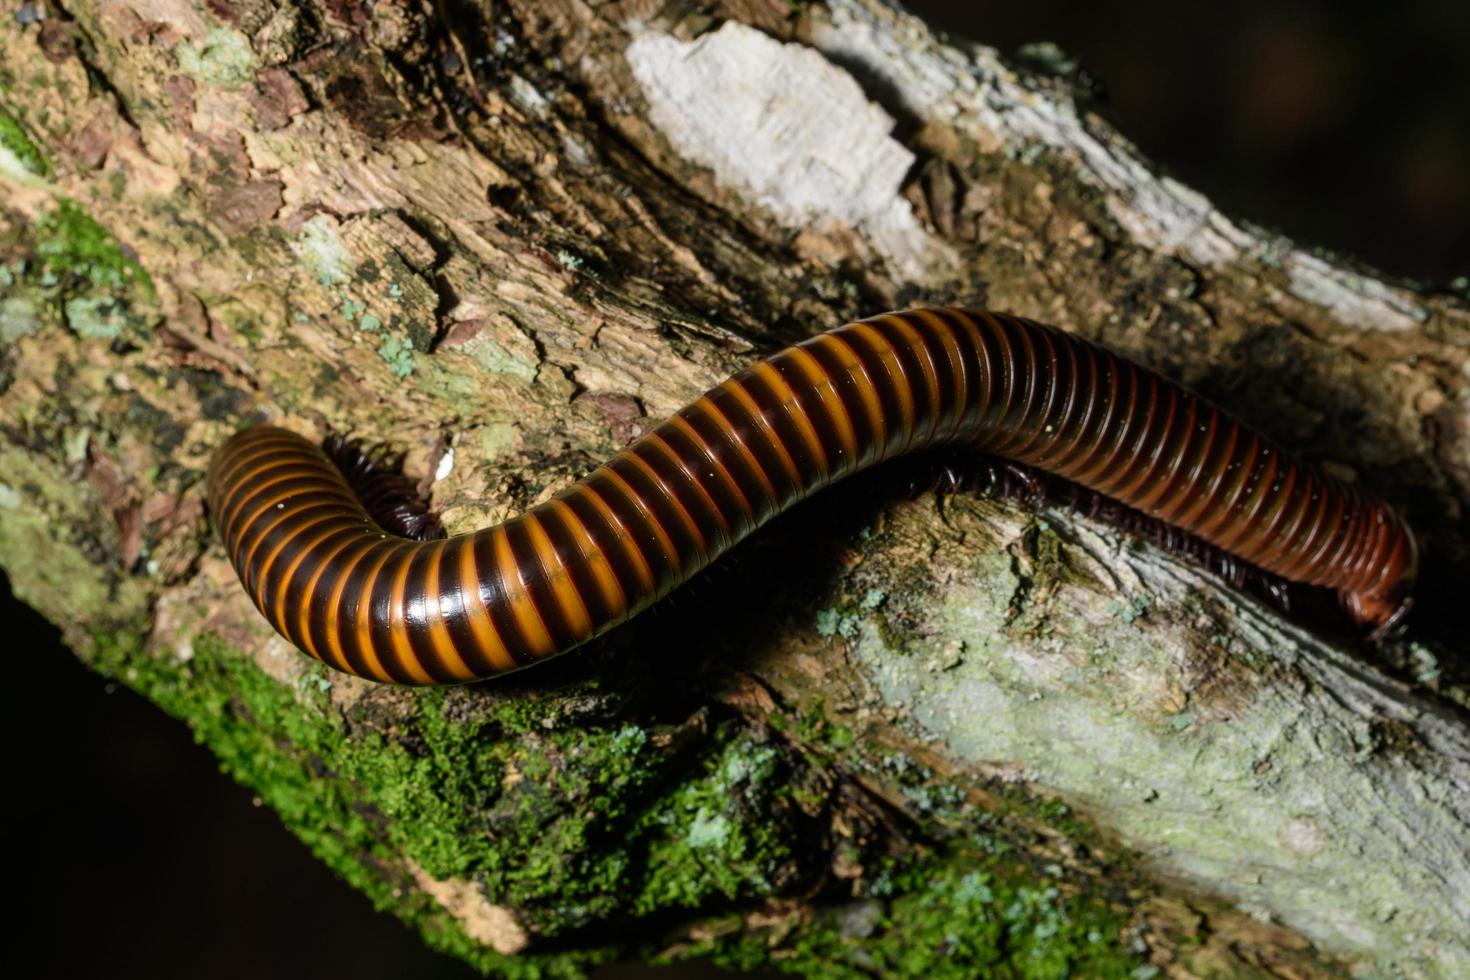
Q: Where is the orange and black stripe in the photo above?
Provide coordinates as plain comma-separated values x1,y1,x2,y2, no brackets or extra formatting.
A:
207,309,1418,684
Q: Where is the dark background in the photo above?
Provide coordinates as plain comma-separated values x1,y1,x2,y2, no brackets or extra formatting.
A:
9,2,1467,978
914,0,1467,283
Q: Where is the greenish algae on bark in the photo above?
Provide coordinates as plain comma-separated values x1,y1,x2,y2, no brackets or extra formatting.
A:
834,498,1470,978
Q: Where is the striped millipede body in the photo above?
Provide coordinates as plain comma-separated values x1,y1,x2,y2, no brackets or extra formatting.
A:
208,309,1417,685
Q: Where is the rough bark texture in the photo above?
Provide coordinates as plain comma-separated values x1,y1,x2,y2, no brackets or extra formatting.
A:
2,1,1467,977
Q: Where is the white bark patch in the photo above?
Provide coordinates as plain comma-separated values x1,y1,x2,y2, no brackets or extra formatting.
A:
813,0,1427,331
1283,251,1429,331
625,22,950,281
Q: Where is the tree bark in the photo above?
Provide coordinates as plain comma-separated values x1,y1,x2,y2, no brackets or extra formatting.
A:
2,1,1467,977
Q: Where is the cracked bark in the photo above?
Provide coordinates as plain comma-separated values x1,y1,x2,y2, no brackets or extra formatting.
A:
2,1,1467,977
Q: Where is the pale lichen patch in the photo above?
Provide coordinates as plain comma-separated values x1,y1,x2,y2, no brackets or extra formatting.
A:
0,296,42,342
176,27,260,89
292,214,355,287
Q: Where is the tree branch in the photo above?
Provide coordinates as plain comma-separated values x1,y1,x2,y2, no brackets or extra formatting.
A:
2,1,1466,976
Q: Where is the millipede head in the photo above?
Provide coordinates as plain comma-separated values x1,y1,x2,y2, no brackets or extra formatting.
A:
1342,508,1418,639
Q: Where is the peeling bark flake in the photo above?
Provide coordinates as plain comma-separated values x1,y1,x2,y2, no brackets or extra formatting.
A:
625,21,953,282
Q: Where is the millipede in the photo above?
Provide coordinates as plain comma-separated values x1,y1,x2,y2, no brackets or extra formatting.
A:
207,308,1418,685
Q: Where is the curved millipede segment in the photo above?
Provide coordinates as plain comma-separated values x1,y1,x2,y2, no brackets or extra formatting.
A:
322,435,447,542
208,308,1418,685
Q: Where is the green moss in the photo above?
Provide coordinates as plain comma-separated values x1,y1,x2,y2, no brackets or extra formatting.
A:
634,737,791,914
0,109,50,177
86,629,607,978
698,848,1138,979
78,623,1146,979
83,629,803,961
0,200,157,342
787,699,853,754
33,200,152,296
347,694,665,930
